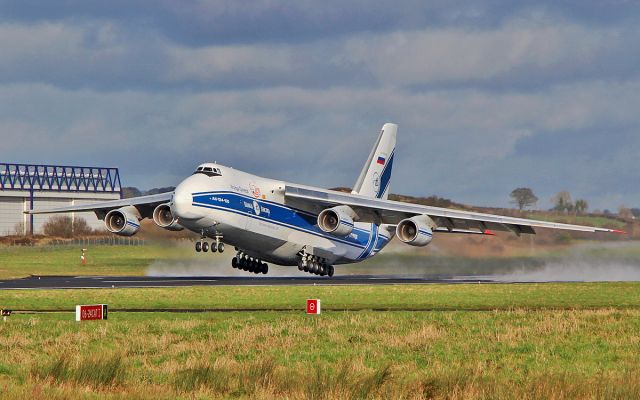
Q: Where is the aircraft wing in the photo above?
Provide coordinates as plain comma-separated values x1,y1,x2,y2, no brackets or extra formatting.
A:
25,192,173,220
284,184,623,235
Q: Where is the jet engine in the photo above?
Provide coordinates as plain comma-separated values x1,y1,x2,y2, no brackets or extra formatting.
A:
152,203,184,231
104,206,141,236
317,206,356,237
396,215,436,247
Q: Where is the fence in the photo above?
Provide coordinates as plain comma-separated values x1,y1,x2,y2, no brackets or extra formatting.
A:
4,236,147,247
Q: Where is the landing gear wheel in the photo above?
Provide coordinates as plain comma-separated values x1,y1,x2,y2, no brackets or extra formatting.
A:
262,264,268,274
298,260,304,271
195,242,202,252
211,243,218,253
327,265,334,277
218,243,225,253
303,262,309,273
310,261,318,274
319,265,326,276
232,257,238,268
241,258,248,271
202,242,209,252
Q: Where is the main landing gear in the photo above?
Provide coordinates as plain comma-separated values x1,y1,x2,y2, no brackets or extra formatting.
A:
298,253,334,277
195,234,225,253
232,250,268,274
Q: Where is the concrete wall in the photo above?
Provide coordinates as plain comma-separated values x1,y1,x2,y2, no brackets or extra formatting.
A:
0,191,120,235
0,197,25,235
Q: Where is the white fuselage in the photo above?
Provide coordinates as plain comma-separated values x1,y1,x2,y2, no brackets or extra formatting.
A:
170,164,393,266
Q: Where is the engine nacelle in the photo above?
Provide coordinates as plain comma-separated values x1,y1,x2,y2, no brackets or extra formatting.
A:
396,215,435,247
152,203,184,231
104,206,141,236
318,206,356,237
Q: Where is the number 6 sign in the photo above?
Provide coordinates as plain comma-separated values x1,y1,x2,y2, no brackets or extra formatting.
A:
306,299,321,314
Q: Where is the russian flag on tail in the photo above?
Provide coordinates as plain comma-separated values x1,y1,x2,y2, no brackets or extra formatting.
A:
377,156,386,165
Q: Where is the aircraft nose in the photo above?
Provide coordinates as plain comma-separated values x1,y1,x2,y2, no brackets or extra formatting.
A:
171,181,198,220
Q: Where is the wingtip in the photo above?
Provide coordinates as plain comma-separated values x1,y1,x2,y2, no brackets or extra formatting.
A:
611,229,627,235
483,229,496,236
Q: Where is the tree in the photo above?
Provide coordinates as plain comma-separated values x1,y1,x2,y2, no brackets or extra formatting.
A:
619,206,633,220
510,188,538,211
551,191,573,213
574,199,589,215
43,216,93,238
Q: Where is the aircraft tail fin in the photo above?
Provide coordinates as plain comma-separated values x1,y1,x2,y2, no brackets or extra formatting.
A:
351,123,397,199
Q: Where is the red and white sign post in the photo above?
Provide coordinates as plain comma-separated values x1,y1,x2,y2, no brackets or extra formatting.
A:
306,299,321,315
76,304,108,321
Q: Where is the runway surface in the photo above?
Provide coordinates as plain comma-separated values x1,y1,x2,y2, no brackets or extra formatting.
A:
0,274,504,290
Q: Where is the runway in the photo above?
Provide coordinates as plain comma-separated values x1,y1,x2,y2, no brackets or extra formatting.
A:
0,274,503,290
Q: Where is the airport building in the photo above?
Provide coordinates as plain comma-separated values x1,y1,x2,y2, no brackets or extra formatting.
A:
0,163,122,235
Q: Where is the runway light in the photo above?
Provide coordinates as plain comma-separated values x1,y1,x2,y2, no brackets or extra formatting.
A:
306,299,321,315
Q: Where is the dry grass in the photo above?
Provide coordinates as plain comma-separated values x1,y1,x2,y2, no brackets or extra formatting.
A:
0,307,639,399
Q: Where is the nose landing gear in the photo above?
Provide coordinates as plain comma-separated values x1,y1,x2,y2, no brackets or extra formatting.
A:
195,234,225,254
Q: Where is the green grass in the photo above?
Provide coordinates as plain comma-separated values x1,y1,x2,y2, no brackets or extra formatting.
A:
0,244,190,279
1,283,640,311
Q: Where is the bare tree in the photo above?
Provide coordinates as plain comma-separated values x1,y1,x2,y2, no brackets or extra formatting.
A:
551,191,573,213
574,199,589,215
12,221,25,236
43,216,94,238
619,206,633,220
510,188,538,211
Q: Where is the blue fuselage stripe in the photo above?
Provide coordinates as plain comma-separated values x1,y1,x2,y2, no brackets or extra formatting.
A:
191,191,390,255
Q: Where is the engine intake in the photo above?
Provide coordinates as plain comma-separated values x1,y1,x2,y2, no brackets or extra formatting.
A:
153,204,184,231
105,206,141,236
397,215,435,247
318,206,356,237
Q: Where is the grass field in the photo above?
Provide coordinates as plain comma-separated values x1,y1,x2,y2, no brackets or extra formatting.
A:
0,244,190,279
1,283,640,399
1,243,640,398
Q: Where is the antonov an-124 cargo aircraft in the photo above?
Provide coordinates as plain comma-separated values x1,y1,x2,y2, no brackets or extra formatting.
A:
27,123,623,277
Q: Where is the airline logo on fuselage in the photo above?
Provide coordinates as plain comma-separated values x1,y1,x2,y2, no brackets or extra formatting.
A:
243,200,271,217
250,183,261,198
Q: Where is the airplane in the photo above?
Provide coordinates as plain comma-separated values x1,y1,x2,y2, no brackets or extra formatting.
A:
27,123,624,277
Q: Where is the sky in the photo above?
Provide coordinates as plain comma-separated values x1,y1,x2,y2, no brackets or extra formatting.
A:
0,0,638,211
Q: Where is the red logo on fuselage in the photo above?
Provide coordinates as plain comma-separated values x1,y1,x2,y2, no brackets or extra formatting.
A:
250,183,261,198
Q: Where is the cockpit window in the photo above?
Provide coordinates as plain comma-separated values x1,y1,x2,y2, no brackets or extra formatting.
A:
193,166,222,177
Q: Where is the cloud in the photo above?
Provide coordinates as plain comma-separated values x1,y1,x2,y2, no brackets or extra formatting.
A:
0,3,639,211
2,76,639,210
343,17,640,90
